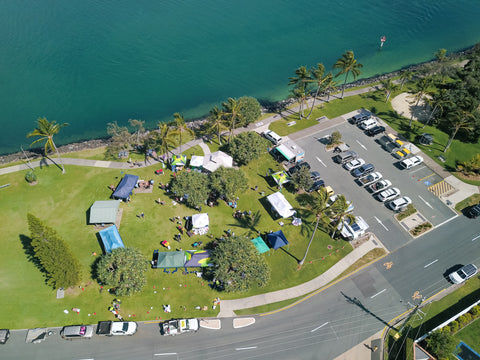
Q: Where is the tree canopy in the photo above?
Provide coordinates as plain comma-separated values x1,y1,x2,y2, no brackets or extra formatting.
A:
238,96,262,125
95,247,148,296
425,329,456,360
210,166,248,201
228,131,269,165
208,236,270,292
291,165,313,191
170,170,210,208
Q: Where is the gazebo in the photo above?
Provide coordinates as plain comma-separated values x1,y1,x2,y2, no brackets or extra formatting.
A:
151,250,186,269
266,230,289,250
171,154,187,172
98,225,125,253
203,151,233,173
271,171,290,186
266,192,295,218
112,174,139,201
251,236,269,254
89,200,121,225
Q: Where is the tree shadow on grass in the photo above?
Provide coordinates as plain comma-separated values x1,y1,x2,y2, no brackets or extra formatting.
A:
19,234,49,285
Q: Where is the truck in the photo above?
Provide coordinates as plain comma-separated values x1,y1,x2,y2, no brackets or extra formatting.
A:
400,155,423,170
368,179,392,194
96,321,138,336
357,172,382,186
161,318,199,336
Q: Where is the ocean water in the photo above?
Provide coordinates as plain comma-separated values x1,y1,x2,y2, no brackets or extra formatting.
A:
0,0,479,154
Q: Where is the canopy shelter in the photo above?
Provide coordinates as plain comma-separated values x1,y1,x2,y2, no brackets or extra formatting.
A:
266,192,295,218
274,139,305,164
171,154,187,171
203,151,233,173
98,225,125,253
340,216,369,240
184,250,213,267
251,236,269,254
190,155,204,169
89,200,121,224
151,250,186,269
112,174,139,201
271,171,290,186
191,213,209,235
267,230,289,250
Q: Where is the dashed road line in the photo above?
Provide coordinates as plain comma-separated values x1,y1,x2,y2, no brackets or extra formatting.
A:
355,140,367,150
424,259,438,268
374,216,389,231
311,322,329,333
418,195,433,209
316,156,327,167
235,346,257,351
370,289,386,299
473,234,480,242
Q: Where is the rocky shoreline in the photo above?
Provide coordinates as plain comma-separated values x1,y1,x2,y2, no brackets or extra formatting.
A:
1,46,474,167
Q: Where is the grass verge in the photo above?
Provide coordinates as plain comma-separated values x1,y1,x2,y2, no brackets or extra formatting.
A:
234,295,306,316
335,248,387,280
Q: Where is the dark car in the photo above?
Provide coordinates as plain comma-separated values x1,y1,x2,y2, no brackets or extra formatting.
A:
287,162,311,176
310,171,321,181
365,125,385,137
352,163,375,178
467,204,480,219
308,179,325,192
349,113,371,124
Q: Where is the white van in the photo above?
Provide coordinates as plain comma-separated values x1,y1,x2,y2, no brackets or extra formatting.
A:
263,130,282,145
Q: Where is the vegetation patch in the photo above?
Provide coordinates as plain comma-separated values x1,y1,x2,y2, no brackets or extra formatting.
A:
410,221,433,236
395,204,417,221
455,194,480,212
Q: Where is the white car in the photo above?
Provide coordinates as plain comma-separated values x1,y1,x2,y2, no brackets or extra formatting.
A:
377,187,400,202
343,158,365,171
387,196,412,211
400,155,424,169
368,179,392,194
359,118,378,130
449,264,478,284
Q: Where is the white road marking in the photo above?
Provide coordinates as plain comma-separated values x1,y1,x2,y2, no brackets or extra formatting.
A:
316,156,327,167
436,214,459,228
418,195,433,209
235,346,257,351
374,216,389,231
311,322,329,333
154,353,177,356
355,140,367,150
424,259,438,268
330,324,339,340
473,234,480,242
370,289,386,299
410,166,426,174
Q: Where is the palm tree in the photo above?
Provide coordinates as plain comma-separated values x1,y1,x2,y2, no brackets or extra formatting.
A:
380,78,399,102
408,77,433,127
157,123,176,161
422,89,451,129
222,97,244,144
328,195,356,239
333,51,363,99
207,106,228,145
27,117,69,174
399,70,414,90
323,73,338,102
306,63,329,119
288,66,311,119
170,113,194,154
289,86,308,120
298,188,330,266
443,109,475,152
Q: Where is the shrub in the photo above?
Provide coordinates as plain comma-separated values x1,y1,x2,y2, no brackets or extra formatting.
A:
450,320,459,333
458,315,468,327
25,170,37,183
471,305,480,317
442,325,451,334
330,131,342,145
464,312,472,323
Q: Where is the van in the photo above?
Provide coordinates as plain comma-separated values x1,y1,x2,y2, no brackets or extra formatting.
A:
334,150,358,164
263,130,282,145
359,118,378,130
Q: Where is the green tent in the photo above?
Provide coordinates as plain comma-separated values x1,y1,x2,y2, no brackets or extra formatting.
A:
89,200,121,224
272,171,290,186
154,251,186,268
251,237,269,254
171,154,187,170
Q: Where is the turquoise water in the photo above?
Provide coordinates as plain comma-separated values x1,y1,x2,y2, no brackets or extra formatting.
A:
0,0,479,154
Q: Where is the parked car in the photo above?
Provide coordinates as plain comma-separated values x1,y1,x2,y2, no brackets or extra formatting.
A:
334,150,358,164
287,162,311,176
365,125,385,137
60,325,94,340
308,179,325,193
368,179,392,194
376,187,400,202
96,321,137,336
449,264,478,284
343,158,365,171
359,118,378,130
0,329,10,344
357,172,382,186
161,318,199,336
349,113,371,124
333,143,350,153
352,163,375,178
387,196,412,211
400,155,424,169
393,147,411,159
466,204,480,219
310,171,322,181
263,130,282,145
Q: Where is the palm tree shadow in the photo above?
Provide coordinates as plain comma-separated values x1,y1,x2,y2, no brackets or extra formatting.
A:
279,247,300,263
40,156,63,172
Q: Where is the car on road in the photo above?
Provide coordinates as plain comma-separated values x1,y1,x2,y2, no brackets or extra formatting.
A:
96,321,138,336
287,162,311,176
387,196,412,211
365,125,385,137
359,118,378,130
466,204,480,219
0,329,10,344
400,155,424,169
376,187,400,202
161,318,199,336
352,163,375,178
349,113,371,124
368,179,392,194
448,264,478,284
343,158,365,171
60,325,94,340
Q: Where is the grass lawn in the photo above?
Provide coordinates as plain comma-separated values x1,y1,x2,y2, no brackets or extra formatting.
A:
455,194,480,212
0,150,351,329
234,295,306,316
454,317,480,353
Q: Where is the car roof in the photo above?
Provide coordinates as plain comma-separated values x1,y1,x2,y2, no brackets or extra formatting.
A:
461,264,477,276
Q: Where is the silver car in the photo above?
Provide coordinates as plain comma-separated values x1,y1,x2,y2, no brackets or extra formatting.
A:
60,325,94,340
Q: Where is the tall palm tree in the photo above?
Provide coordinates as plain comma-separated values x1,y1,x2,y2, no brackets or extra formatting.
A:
328,195,356,239
298,188,330,266
170,113,194,154
443,109,475,152
422,89,451,129
222,98,244,144
408,77,433,127
399,70,414,90
333,51,363,99
157,123,176,159
207,106,228,145
128,119,145,145
306,63,329,119
27,117,69,174
288,66,311,119
323,73,338,102
380,78,399,103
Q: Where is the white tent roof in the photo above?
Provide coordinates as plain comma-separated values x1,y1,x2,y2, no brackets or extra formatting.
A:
340,216,369,240
267,192,295,218
192,213,209,228
203,151,233,172
190,155,204,168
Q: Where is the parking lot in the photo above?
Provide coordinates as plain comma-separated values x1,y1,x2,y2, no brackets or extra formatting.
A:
293,115,457,251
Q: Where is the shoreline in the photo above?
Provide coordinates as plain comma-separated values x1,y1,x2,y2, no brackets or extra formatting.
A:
1,45,475,166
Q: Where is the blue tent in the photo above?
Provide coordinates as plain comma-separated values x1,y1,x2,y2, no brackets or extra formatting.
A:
112,174,139,200
266,230,289,250
99,225,125,253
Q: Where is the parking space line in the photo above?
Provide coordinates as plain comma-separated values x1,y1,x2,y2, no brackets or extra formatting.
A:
410,166,426,174
424,259,438,268
311,322,329,333
374,216,389,231
355,140,367,150
316,156,327,167
235,346,257,351
418,195,433,209
370,289,386,299
418,173,435,182
473,234,480,242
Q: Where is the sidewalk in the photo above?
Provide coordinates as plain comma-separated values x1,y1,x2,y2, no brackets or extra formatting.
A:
217,235,387,317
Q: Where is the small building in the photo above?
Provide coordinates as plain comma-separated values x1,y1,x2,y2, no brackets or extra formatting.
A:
203,151,233,173
89,200,121,225
340,216,369,240
266,191,295,218
273,138,305,164
189,155,204,170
